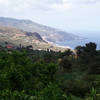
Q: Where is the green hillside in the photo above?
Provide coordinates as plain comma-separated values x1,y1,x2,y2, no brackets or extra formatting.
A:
0,42,100,100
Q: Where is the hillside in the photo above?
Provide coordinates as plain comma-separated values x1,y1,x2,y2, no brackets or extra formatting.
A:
0,42,100,100
0,26,68,51
0,17,81,43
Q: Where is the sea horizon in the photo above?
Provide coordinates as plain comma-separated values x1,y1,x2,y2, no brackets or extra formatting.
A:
56,31,100,50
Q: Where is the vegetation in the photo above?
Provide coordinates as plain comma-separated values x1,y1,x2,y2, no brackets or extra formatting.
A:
0,42,100,100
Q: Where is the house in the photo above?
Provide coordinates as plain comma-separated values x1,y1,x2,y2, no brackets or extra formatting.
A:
7,45,14,49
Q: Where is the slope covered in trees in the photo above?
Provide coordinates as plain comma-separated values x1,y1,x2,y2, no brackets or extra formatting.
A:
0,42,100,100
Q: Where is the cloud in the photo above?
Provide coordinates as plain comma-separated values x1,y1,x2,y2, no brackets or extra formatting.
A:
46,0,100,12
0,0,100,16
49,0,72,11
51,3,71,10
62,0,100,4
0,0,72,14
0,0,99,14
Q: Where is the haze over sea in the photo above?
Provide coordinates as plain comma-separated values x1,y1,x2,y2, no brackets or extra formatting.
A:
57,31,100,50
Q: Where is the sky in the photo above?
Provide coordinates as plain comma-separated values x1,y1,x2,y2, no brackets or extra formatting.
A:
0,0,100,32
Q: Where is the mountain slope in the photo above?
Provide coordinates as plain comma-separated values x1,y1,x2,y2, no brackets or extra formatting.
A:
0,17,80,43
0,26,68,51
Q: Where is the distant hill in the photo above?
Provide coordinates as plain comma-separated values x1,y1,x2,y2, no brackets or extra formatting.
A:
0,17,81,43
0,26,68,51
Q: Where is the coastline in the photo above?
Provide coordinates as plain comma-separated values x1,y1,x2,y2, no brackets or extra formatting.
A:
42,37,72,50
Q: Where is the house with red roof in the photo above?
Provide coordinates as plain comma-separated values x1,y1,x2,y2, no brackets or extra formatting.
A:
7,45,14,49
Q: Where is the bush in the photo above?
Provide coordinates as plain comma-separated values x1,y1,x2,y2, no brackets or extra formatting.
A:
62,80,90,97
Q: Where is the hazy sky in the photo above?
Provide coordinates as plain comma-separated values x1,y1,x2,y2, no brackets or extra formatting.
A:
0,0,100,32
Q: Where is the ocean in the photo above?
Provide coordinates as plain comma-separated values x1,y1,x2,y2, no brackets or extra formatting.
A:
56,31,100,50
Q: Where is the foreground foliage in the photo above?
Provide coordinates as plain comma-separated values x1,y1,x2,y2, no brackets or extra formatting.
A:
0,42,100,100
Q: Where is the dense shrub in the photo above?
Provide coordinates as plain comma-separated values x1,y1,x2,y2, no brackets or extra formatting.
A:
0,42,100,100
